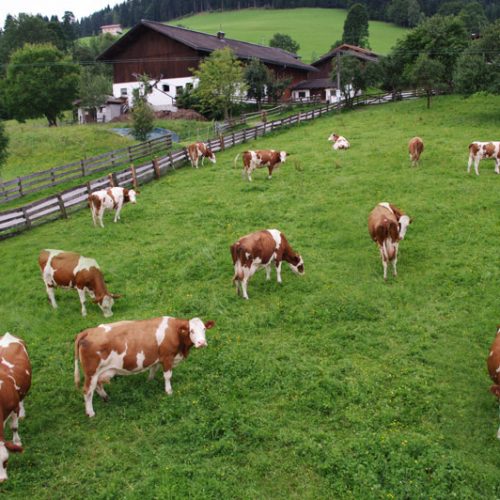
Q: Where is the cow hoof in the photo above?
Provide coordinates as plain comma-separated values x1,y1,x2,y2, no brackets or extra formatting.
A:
86,411,95,418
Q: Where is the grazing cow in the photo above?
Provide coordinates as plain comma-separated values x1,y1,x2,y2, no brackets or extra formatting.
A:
230,229,304,299
368,203,412,280
408,137,424,166
328,133,350,150
74,316,215,417
487,325,500,438
235,150,288,181
467,141,500,175
88,186,137,228
0,333,31,482
187,142,216,168
38,249,121,317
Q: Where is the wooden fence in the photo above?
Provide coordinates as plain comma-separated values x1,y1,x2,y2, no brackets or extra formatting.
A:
0,134,172,204
0,90,426,240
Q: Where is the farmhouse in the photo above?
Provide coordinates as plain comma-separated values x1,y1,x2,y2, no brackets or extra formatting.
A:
291,44,380,102
100,24,123,36
97,19,317,111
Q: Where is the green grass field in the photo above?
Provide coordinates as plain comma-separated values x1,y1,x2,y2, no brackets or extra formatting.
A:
171,8,408,61
1,94,500,497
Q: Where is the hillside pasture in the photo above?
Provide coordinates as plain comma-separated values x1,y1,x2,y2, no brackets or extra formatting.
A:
170,8,408,60
1,94,500,497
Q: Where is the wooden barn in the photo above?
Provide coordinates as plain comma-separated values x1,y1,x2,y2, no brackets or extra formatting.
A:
291,44,380,103
97,19,317,111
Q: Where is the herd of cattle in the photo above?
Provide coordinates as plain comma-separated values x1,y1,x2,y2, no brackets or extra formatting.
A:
1,132,500,482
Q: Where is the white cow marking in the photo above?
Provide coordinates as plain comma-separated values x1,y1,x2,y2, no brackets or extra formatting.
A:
267,229,282,250
155,317,170,346
1,358,14,369
136,351,145,370
378,202,393,213
74,256,100,274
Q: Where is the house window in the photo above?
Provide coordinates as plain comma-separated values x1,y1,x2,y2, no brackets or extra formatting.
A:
120,88,128,96
162,84,170,92
186,82,193,91
298,91,306,98
176,85,183,94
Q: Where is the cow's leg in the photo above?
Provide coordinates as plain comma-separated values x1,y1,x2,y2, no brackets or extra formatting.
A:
148,364,160,381
267,165,273,179
91,207,97,227
265,265,272,280
378,247,388,280
77,288,87,317
83,375,98,417
467,155,473,173
98,208,105,228
114,201,123,222
201,156,205,167
233,276,241,296
241,275,250,300
474,158,480,176
495,159,500,175
275,260,283,284
392,253,398,277
45,283,58,309
18,401,26,419
95,382,109,402
9,412,21,446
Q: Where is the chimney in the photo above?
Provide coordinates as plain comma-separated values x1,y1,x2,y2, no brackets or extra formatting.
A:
217,31,225,40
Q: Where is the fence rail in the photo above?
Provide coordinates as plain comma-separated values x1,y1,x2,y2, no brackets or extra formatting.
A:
0,134,172,204
0,89,426,240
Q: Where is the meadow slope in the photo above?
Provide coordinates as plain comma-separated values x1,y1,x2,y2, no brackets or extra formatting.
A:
170,8,408,61
1,94,500,498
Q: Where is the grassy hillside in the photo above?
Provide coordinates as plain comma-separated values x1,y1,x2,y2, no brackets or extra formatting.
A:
1,94,500,497
170,8,408,61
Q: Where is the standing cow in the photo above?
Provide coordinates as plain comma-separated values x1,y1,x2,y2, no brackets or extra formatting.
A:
368,202,412,280
0,333,31,482
38,249,121,317
408,137,424,166
487,325,500,438
328,133,350,150
74,316,215,417
235,150,288,181
187,142,216,168
230,229,304,299
88,186,137,228
467,141,500,175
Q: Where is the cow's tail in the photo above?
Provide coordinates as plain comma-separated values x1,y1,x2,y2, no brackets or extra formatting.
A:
233,153,241,169
377,220,398,261
230,243,244,282
74,331,87,387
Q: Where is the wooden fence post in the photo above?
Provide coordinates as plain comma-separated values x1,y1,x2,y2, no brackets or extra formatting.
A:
128,146,133,162
108,173,115,187
86,181,92,195
231,132,235,146
219,134,225,152
169,152,175,170
130,164,138,189
80,159,86,177
18,178,23,197
50,168,56,186
110,152,115,168
57,194,67,219
22,207,31,229
152,158,161,179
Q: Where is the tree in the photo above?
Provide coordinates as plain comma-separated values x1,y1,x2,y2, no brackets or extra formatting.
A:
78,67,112,122
379,53,407,98
407,54,445,108
266,73,291,105
0,121,9,177
5,44,80,126
269,33,300,54
459,2,488,36
342,3,370,48
131,75,155,141
192,47,246,119
244,58,269,109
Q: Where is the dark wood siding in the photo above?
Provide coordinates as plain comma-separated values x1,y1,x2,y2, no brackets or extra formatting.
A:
266,65,310,98
312,59,333,79
111,30,202,83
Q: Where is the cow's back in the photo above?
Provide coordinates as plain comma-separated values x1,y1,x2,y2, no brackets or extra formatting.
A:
368,206,398,243
0,335,31,398
234,231,277,264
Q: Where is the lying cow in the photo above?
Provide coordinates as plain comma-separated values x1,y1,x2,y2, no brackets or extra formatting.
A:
187,142,216,168
230,229,304,299
408,137,424,166
328,133,350,150
368,202,412,280
235,150,288,181
487,325,500,438
0,333,31,482
467,141,500,175
74,316,215,417
88,186,137,228
38,249,121,317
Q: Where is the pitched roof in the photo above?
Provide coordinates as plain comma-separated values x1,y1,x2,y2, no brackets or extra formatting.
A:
313,44,380,66
98,19,317,73
291,78,337,90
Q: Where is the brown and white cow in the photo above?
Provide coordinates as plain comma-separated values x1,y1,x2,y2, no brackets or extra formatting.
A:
467,141,500,175
38,249,121,317
0,333,31,482
487,325,500,438
368,203,412,280
408,137,424,166
328,133,350,150
187,142,216,168
88,186,137,228
74,316,215,417
230,229,304,299
235,150,288,181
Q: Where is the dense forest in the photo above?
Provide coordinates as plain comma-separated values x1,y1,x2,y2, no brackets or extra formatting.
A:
76,0,500,36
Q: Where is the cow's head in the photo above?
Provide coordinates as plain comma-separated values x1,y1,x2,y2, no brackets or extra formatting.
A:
328,133,339,142
127,189,138,204
95,293,121,318
288,254,305,276
398,215,412,240
188,318,215,348
206,149,216,164
0,441,23,482
280,151,288,163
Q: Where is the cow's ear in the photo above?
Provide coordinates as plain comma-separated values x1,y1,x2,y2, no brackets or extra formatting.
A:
204,320,215,330
5,442,23,453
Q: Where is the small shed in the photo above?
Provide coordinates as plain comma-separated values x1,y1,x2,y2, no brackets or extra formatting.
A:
100,24,122,36
76,96,128,124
